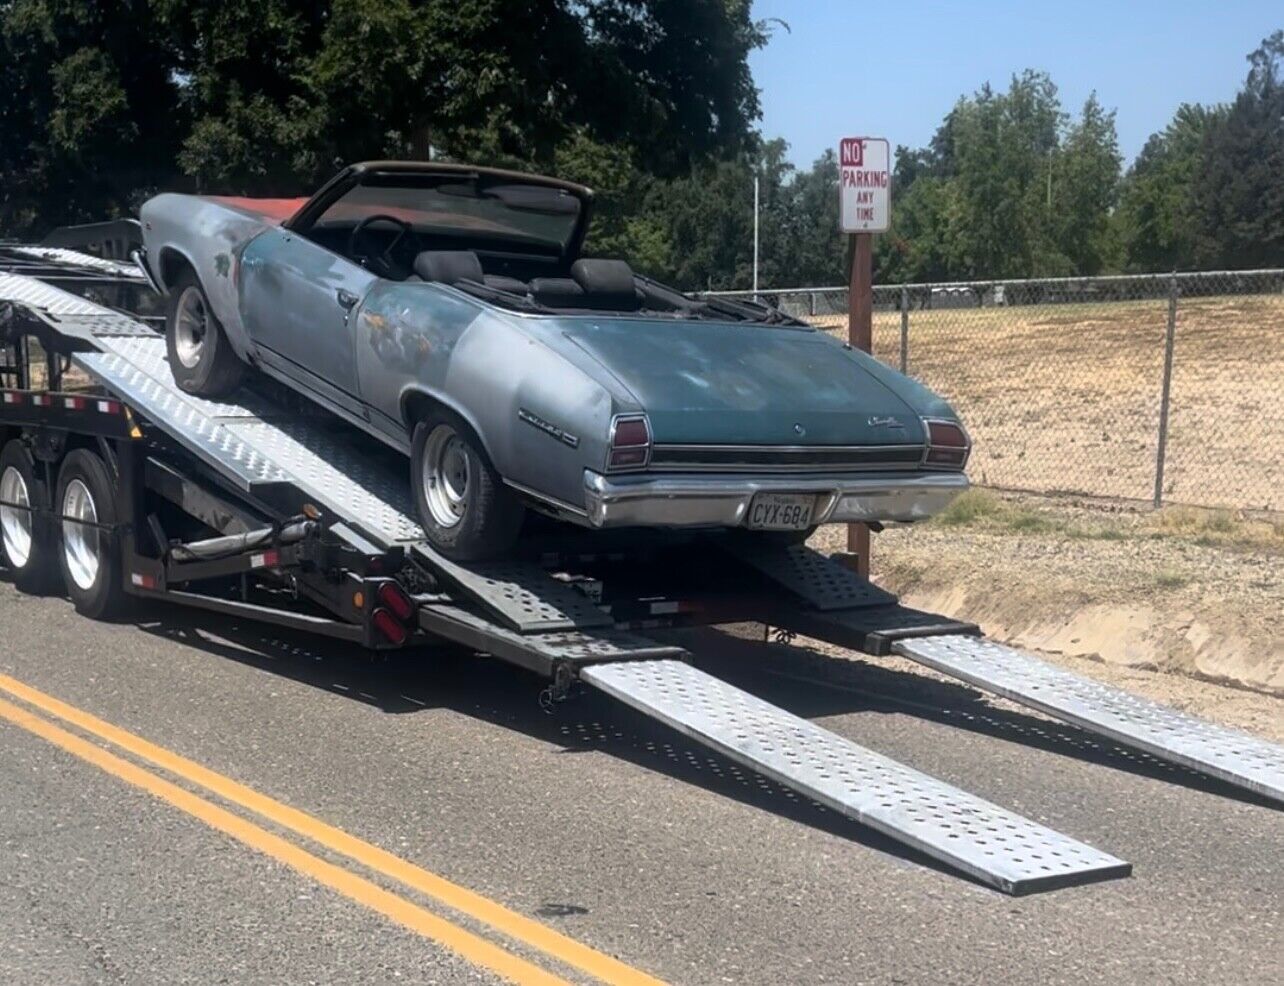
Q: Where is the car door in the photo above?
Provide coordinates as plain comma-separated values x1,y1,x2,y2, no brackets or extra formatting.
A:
238,227,377,418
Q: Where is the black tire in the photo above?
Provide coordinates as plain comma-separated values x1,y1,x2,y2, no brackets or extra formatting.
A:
54,449,128,619
0,439,59,593
411,410,524,561
165,267,246,397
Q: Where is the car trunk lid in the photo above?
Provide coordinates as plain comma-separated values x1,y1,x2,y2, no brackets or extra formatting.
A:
547,317,926,449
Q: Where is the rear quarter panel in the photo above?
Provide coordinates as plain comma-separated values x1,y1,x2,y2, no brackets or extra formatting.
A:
356,284,619,509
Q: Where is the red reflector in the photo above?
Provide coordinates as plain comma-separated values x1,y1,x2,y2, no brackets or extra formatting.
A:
377,581,415,622
609,447,648,467
927,421,968,448
250,549,280,569
612,418,649,447
371,608,408,646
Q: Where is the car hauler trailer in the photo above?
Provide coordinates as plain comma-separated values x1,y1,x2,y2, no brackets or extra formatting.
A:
1,240,1281,896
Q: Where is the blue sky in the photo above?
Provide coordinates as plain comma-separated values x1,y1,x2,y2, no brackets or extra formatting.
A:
749,1,1280,168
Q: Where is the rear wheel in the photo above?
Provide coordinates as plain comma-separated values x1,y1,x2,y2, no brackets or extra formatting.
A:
165,268,246,397
411,411,524,561
0,440,58,593
55,449,127,619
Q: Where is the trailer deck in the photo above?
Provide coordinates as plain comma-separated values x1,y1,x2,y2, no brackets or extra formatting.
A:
2,244,1280,895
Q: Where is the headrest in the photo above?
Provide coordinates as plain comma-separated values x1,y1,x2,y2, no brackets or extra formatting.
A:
570,259,638,309
413,250,484,284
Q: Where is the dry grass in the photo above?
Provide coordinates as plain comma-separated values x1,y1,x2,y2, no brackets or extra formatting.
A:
812,293,1284,512
928,488,1284,551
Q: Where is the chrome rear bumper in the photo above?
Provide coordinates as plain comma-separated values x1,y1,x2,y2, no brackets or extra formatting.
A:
582,469,968,529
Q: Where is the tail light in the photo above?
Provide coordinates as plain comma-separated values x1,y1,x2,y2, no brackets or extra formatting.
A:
923,419,971,468
607,414,651,470
371,607,408,646
377,580,415,622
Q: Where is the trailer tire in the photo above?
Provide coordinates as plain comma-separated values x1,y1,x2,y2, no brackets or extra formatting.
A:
55,449,127,620
411,411,524,561
166,268,246,398
0,440,59,593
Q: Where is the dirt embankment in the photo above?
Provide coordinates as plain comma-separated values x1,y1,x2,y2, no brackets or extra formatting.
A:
815,491,1284,697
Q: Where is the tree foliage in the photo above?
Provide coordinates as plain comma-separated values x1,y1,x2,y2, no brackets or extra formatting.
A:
1190,30,1284,268
0,0,765,234
1,7,1280,284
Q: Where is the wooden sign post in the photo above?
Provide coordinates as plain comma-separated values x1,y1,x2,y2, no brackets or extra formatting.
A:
838,136,891,579
847,232,873,576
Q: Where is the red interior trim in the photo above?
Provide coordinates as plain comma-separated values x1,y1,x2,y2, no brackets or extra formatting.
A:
207,196,309,224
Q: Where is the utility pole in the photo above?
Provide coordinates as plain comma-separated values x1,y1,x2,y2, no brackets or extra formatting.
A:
752,171,760,300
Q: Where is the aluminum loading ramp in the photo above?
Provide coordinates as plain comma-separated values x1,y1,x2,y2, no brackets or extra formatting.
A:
893,635,1284,805
582,659,1129,893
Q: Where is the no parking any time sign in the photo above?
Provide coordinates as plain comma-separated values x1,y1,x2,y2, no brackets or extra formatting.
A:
839,136,890,233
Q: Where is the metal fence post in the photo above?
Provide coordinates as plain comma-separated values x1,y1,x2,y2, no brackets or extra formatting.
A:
899,285,909,373
1153,274,1178,508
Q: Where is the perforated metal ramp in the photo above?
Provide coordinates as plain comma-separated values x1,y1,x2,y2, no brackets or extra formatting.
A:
720,539,897,610
895,635,1284,805
581,659,1130,893
413,545,613,633
71,334,425,547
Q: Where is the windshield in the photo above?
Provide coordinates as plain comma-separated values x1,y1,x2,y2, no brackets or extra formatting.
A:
311,174,583,253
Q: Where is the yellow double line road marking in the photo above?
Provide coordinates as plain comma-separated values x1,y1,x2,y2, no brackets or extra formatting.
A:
0,673,665,986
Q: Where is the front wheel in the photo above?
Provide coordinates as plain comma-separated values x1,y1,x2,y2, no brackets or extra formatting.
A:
165,268,246,397
411,412,524,561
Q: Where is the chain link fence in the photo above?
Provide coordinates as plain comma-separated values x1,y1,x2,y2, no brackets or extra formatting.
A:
705,270,1284,513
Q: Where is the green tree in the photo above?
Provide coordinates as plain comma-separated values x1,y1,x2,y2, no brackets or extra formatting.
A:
0,0,768,235
1192,30,1284,268
1114,103,1223,272
1055,93,1121,275
0,0,179,234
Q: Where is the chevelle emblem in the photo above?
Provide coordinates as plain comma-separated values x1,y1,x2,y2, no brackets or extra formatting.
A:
867,415,905,429
518,408,580,448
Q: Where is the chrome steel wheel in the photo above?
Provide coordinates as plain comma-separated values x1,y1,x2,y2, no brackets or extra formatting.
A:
62,478,100,592
421,424,471,528
0,465,33,568
173,286,209,369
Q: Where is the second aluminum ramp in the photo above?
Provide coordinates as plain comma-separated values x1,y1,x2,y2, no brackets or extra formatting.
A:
581,658,1129,894
894,635,1284,805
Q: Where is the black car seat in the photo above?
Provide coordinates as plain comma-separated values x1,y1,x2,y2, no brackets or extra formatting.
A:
411,250,527,295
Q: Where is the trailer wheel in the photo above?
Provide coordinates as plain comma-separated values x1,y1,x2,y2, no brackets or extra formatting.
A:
411,411,524,561
54,449,127,619
0,440,58,593
166,268,246,398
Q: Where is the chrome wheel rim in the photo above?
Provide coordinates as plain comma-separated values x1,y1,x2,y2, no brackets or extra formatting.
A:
174,286,209,369
422,425,471,529
62,478,100,592
0,465,33,568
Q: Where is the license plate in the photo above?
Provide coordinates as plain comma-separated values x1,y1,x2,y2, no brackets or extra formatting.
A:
746,493,816,531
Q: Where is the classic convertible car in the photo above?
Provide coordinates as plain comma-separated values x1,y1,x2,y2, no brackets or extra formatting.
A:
139,161,970,560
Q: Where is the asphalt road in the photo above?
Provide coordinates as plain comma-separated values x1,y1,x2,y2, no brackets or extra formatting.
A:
1,577,1281,985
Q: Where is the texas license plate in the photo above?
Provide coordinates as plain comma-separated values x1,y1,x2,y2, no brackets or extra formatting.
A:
746,493,816,531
